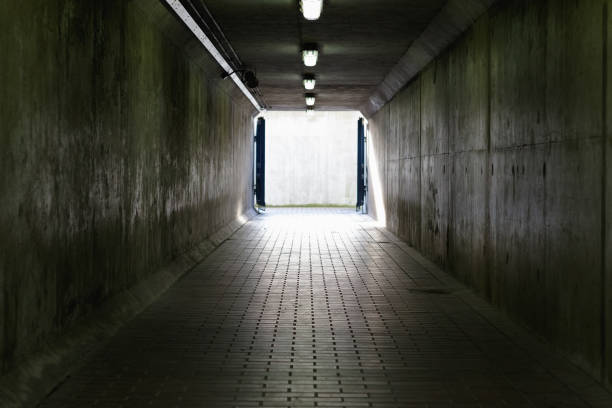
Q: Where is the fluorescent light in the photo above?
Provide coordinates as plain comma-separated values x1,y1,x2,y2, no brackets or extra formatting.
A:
305,94,316,106
301,0,323,20
164,0,262,111
302,49,318,67
306,106,315,115
303,77,316,90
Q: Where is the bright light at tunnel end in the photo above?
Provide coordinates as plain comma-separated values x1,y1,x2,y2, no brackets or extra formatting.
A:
301,0,323,20
368,130,387,228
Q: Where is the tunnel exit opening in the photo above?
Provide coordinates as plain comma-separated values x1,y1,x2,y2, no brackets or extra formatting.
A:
253,111,366,213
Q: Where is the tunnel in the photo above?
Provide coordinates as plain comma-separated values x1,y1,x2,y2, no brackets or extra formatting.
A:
1,0,612,406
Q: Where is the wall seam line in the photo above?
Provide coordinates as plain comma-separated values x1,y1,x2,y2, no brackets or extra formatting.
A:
419,75,423,250
602,0,608,383
446,54,452,272
485,12,492,299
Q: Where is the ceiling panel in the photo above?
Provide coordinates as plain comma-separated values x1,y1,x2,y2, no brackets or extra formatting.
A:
201,0,447,110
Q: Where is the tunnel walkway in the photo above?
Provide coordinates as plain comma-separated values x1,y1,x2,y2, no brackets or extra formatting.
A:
40,208,612,407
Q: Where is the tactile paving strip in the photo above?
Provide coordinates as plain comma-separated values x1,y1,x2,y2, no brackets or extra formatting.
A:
39,208,609,407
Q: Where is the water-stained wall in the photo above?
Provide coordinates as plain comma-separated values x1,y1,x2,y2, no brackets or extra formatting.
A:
368,0,612,387
0,0,255,374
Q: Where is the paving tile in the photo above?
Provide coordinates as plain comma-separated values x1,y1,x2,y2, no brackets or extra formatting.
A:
39,208,612,408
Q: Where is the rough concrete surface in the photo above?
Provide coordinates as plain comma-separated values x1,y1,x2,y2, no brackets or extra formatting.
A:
0,212,253,408
362,0,499,116
367,0,612,389
0,0,255,386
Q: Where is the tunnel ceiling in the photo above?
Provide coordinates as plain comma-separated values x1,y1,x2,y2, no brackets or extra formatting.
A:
199,0,448,111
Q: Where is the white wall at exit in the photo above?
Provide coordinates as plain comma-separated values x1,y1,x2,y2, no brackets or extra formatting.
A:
265,111,359,206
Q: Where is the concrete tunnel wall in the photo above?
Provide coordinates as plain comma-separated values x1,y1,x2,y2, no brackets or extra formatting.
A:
367,0,612,387
0,0,256,376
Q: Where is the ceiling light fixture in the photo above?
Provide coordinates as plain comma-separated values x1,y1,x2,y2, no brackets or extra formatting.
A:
302,45,319,67
222,69,259,89
306,106,315,115
303,74,316,90
300,0,323,21
305,93,316,106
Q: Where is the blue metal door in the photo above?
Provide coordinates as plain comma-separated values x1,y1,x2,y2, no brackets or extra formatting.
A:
255,117,266,208
356,118,366,211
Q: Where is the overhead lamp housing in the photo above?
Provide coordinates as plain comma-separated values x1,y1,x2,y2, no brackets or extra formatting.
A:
303,74,316,90
222,69,259,89
305,93,316,106
300,0,323,20
243,71,259,89
302,45,319,67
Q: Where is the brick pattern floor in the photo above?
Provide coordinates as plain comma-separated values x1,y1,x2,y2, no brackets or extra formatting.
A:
40,208,612,407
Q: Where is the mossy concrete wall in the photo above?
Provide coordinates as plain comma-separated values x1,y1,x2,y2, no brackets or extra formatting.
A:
368,0,612,387
0,0,255,375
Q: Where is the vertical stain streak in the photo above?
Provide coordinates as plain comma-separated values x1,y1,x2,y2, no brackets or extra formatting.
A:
485,12,492,299
601,0,608,382
418,76,423,250
446,55,452,270
388,105,392,229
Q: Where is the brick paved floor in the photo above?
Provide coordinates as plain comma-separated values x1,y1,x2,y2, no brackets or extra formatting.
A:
40,208,612,407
